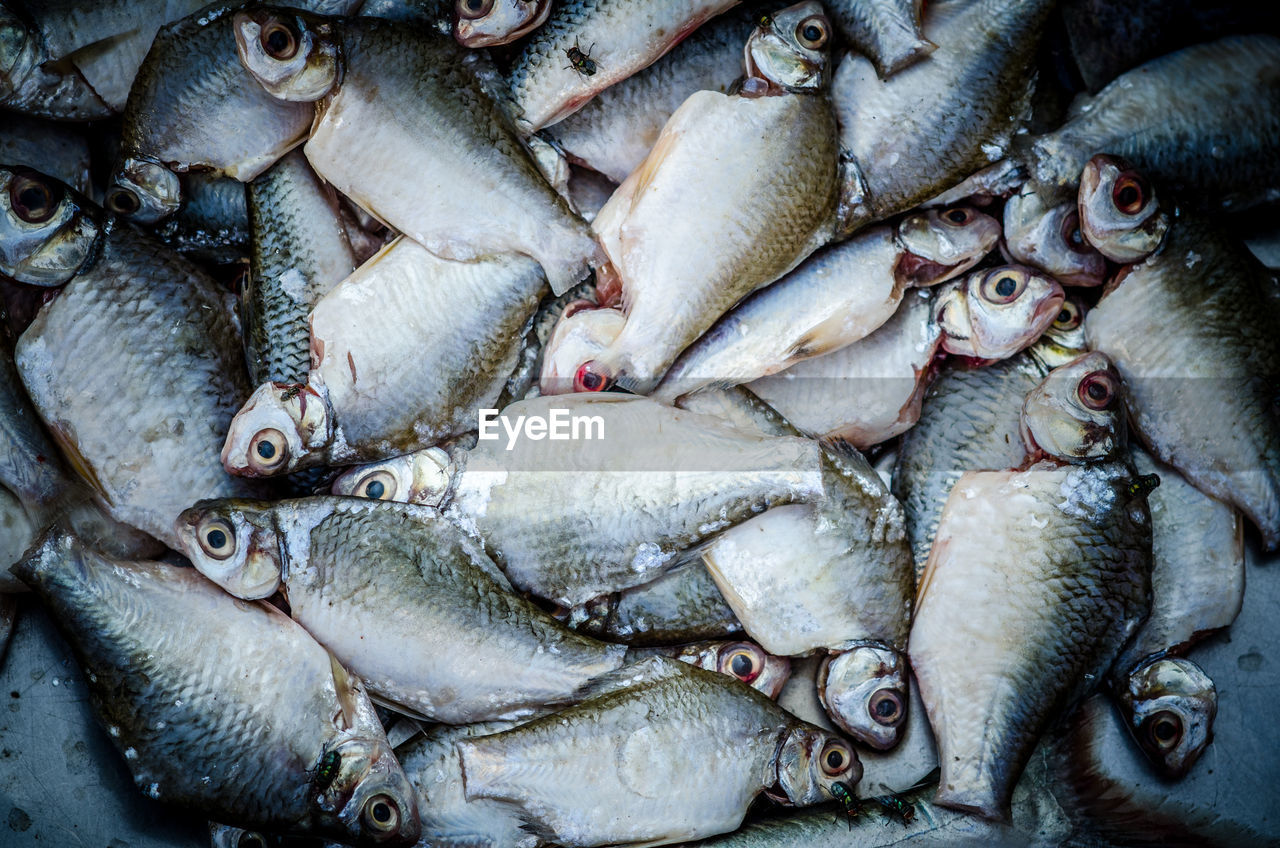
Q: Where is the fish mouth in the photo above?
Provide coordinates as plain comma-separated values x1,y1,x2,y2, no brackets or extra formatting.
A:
896,252,959,287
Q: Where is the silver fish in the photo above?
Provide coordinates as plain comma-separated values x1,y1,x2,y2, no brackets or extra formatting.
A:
504,0,743,132
630,639,792,699
13,529,419,845
243,149,355,387
456,656,862,846
833,0,1056,238
6,167,264,548
539,301,625,396
654,206,1000,402
1023,35,1280,212
234,8,601,297
0,112,91,194
222,237,545,477
563,563,744,646
581,4,839,394
0,341,68,507
175,496,628,723
746,265,1064,449
107,3,319,223
1084,208,1280,549
0,484,36,591
1076,154,1169,263
910,461,1153,819
1019,351,1127,464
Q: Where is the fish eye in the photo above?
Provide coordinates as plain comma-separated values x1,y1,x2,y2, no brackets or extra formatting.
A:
362,794,401,833
1060,211,1090,254
980,269,1027,304
249,428,288,471
868,688,905,727
573,362,609,393
198,518,237,561
1053,300,1082,330
796,16,829,49
1112,175,1147,215
457,0,495,18
1077,370,1118,410
260,20,299,60
719,643,763,684
943,207,972,225
357,470,397,501
9,174,58,224
819,740,853,776
1143,710,1183,751
237,832,268,848
106,187,141,216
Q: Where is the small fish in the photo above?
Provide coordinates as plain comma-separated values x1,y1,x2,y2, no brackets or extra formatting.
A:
630,639,792,699
456,657,862,845
175,496,629,723
1002,184,1107,286
825,0,934,79
13,529,419,846
1076,155,1169,263
1020,351,1127,464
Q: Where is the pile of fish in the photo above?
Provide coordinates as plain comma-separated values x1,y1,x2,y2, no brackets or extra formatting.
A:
0,0,1277,844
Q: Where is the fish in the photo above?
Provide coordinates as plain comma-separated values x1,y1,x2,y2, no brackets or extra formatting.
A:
542,5,762,183
630,639,792,699
222,237,545,477
242,149,355,387
1001,184,1107,287
1106,445,1243,777
653,206,1000,402
0,484,36,591
12,528,419,845
456,656,862,846
1082,201,1280,549
825,0,934,79
561,563,745,646
1076,154,1169,263
1022,35,1280,213
746,265,1065,449
175,496,629,723
504,0,744,132
6,167,265,548
0,112,91,194
233,9,600,297
700,438,914,750
330,393,846,606
579,3,839,394
106,3,319,224
453,0,552,47
909,460,1154,819
833,0,1056,238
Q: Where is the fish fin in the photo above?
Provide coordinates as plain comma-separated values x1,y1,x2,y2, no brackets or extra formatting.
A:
817,436,880,484
367,692,433,724
629,122,682,209
45,422,112,506
612,370,658,397
328,652,359,730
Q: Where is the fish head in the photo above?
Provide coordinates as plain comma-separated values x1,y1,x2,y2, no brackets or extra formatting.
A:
1021,351,1125,462
817,646,909,750
314,735,421,846
1002,187,1107,287
0,9,37,100
895,206,1001,287
174,500,284,599
769,725,862,806
1031,294,1090,368
540,302,625,395
745,2,833,93
937,265,1064,360
0,166,100,286
222,381,331,477
106,157,183,224
1078,154,1169,263
454,0,551,48
331,448,454,507
674,640,792,699
234,8,340,102
1118,657,1217,778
